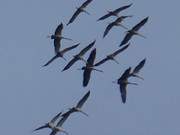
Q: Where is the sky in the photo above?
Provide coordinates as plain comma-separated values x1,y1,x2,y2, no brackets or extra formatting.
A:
0,0,180,135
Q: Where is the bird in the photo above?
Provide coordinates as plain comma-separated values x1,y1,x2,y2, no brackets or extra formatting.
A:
49,112,70,135
97,3,132,21
115,67,138,103
120,17,149,46
62,40,95,72
103,15,132,38
81,48,103,87
67,0,93,25
62,91,90,117
43,43,80,67
33,111,62,132
130,58,146,80
47,23,73,54
94,44,129,67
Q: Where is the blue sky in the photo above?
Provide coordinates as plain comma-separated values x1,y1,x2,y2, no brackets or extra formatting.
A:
0,0,180,135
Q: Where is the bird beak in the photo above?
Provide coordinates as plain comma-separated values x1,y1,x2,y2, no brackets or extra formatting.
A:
61,36,73,41
92,68,103,73
127,82,138,85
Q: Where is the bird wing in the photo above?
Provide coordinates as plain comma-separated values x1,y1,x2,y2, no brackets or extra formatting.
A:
54,38,61,54
119,32,133,46
49,130,57,135
120,83,127,103
67,9,82,25
61,43,80,54
55,23,63,36
79,40,95,56
76,91,90,108
83,68,92,87
114,3,133,14
132,17,149,31
56,113,70,127
43,55,59,67
62,57,78,71
34,124,49,131
94,57,109,67
86,48,96,67
133,58,146,74
80,0,93,8
103,22,115,38
111,44,129,57
118,67,131,83
97,13,112,21
50,112,62,123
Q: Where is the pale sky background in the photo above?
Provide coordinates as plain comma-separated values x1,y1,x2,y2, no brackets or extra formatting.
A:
0,0,179,135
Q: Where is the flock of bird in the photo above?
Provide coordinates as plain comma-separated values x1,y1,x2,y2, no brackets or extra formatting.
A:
34,0,149,135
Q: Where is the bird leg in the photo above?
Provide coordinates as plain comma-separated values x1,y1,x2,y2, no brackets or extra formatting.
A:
79,110,89,117
112,58,119,64
131,74,144,80
127,82,138,85
134,32,146,38
117,23,128,30
82,9,90,15
61,36,73,41
61,56,67,61
61,129,69,135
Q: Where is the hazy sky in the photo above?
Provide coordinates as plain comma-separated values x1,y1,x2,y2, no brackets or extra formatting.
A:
0,0,180,135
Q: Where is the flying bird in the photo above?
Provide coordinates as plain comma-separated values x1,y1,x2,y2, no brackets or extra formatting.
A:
120,17,149,46
94,44,129,66
67,0,93,25
34,111,62,132
47,23,73,54
97,3,132,21
115,67,138,103
62,40,95,72
81,48,103,87
43,43,80,67
62,91,90,117
130,58,146,80
49,112,70,135
103,15,132,38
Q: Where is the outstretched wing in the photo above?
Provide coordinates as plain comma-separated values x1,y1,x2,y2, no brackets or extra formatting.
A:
103,22,115,38
33,124,48,131
49,130,57,135
76,91,90,108
79,40,95,56
55,23,63,36
67,9,82,25
62,57,78,71
119,32,133,46
133,58,146,74
43,55,59,67
61,43,80,54
113,3,133,14
94,57,109,67
56,113,70,127
50,112,62,123
111,44,129,57
132,17,149,31
80,0,93,8
86,48,96,66
97,13,113,21
118,67,131,83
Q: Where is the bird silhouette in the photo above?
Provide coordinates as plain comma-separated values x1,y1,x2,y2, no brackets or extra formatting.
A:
67,0,93,25
120,17,149,46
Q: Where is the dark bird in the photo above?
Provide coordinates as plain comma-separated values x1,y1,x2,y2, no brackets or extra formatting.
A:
120,17,149,46
43,43,80,67
49,112,70,135
115,67,138,103
62,91,90,117
62,40,95,71
94,44,129,66
130,58,146,80
103,15,132,38
81,49,103,87
67,0,93,25
97,4,132,21
47,23,73,54
33,112,62,132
